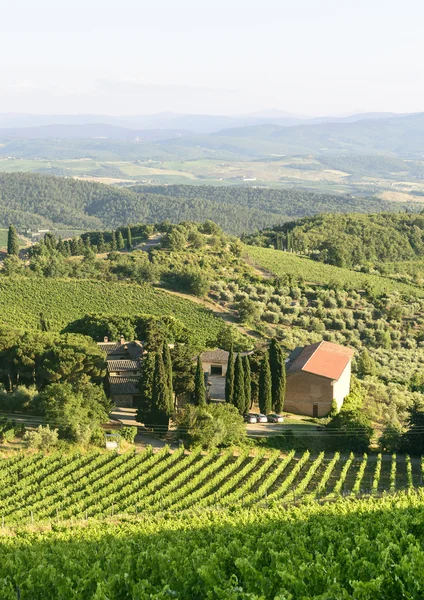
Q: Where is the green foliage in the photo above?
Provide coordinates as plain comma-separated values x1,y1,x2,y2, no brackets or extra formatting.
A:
119,426,138,443
23,424,59,450
233,353,246,414
176,403,246,448
250,213,424,268
0,278,229,349
225,345,234,404
356,349,377,377
40,381,109,444
193,356,206,407
242,354,251,413
7,224,19,256
150,353,173,433
402,401,424,455
136,352,155,425
258,353,272,414
327,409,374,452
269,338,286,413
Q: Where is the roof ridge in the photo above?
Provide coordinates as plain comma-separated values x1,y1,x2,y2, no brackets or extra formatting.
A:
301,340,323,371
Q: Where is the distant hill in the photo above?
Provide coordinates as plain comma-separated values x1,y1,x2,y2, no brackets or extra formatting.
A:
1,173,422,234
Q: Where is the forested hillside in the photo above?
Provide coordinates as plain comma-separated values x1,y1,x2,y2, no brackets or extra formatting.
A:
3,172,422,234
246,212,424,267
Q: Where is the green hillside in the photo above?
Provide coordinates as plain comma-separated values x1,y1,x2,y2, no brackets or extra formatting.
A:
245,244,424,297
0,278,226,347
245,212,424,268
1,172,423,235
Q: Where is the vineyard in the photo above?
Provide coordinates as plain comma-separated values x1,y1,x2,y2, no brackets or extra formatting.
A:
1,481,424,598
245,244,424,297
1,448,423,525
0,277,226,346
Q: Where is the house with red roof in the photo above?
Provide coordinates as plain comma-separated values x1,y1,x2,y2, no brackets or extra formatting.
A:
285,341,354,417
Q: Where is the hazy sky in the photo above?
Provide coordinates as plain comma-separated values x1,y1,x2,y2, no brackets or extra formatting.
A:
1,0,423,116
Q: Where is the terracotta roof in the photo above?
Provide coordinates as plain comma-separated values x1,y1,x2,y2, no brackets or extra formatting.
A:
109,376,140,396
287,341,354,381
107,359,141,372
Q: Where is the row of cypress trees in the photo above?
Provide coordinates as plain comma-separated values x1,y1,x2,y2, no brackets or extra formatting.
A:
136,340,174,432
225,346,252,414
225,339,286,415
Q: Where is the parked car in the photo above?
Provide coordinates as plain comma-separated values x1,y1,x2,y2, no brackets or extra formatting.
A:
243,414,257,424
256,414,268,423
267,413,284,423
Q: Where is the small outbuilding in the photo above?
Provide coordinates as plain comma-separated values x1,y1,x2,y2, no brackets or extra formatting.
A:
285,341,354,417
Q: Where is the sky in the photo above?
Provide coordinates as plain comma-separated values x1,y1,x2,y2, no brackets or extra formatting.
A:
1,0,423,116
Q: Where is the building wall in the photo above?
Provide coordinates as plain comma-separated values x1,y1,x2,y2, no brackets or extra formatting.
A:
285,371,334,417
112,394,134,408
332,362,352,411
202,361,227,377
285,361,352,417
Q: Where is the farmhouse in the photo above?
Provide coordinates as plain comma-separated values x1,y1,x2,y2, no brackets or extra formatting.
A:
285,341,354,417
98,337,144,408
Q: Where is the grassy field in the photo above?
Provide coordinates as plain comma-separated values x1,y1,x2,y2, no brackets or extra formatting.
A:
0,228,26,250
245,244,424,297
0,277,227,347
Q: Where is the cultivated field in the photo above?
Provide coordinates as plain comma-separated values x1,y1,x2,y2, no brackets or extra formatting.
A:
1,448,422,525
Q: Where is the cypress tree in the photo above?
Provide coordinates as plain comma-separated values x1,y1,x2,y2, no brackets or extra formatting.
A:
117,231,125,251
127,226,133,250
76,237,85,255
162,340,174,412
233,353,246,414
151,352,171,433
83,235,91,250
242,354,251,413
269,338,286,413
137,352,156,425
225,344,235,404
7,225,19,256
258,353,272,415
98,233,106,253
63,240,71,257
111,231,117,251
193,355,206,407
70,237,78,256
56,237,66,256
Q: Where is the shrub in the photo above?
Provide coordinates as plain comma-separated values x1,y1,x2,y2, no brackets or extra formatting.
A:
24,425,59,450
176,403,246,449
120,426,138,443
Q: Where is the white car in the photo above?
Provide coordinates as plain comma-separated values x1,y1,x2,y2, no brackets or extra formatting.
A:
267,413,284,423
256,414,268,423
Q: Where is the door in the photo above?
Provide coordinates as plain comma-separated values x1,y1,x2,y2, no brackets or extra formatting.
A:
313,404,319,418
211,365,223,376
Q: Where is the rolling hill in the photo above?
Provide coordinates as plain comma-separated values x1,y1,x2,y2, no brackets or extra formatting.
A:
1,173,423,234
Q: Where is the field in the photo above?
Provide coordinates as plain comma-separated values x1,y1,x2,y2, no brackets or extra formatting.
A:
0,278,226,346
1,490,424,599
2,156,424,199
0,229,26,251
245,244,424,297
0,448,422,525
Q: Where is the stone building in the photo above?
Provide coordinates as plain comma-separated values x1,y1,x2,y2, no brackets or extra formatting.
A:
285,341,354,417
98,337,144,408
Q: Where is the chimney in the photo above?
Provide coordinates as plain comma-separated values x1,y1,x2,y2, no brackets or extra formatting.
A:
104,336,109,343
119,335,125,346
